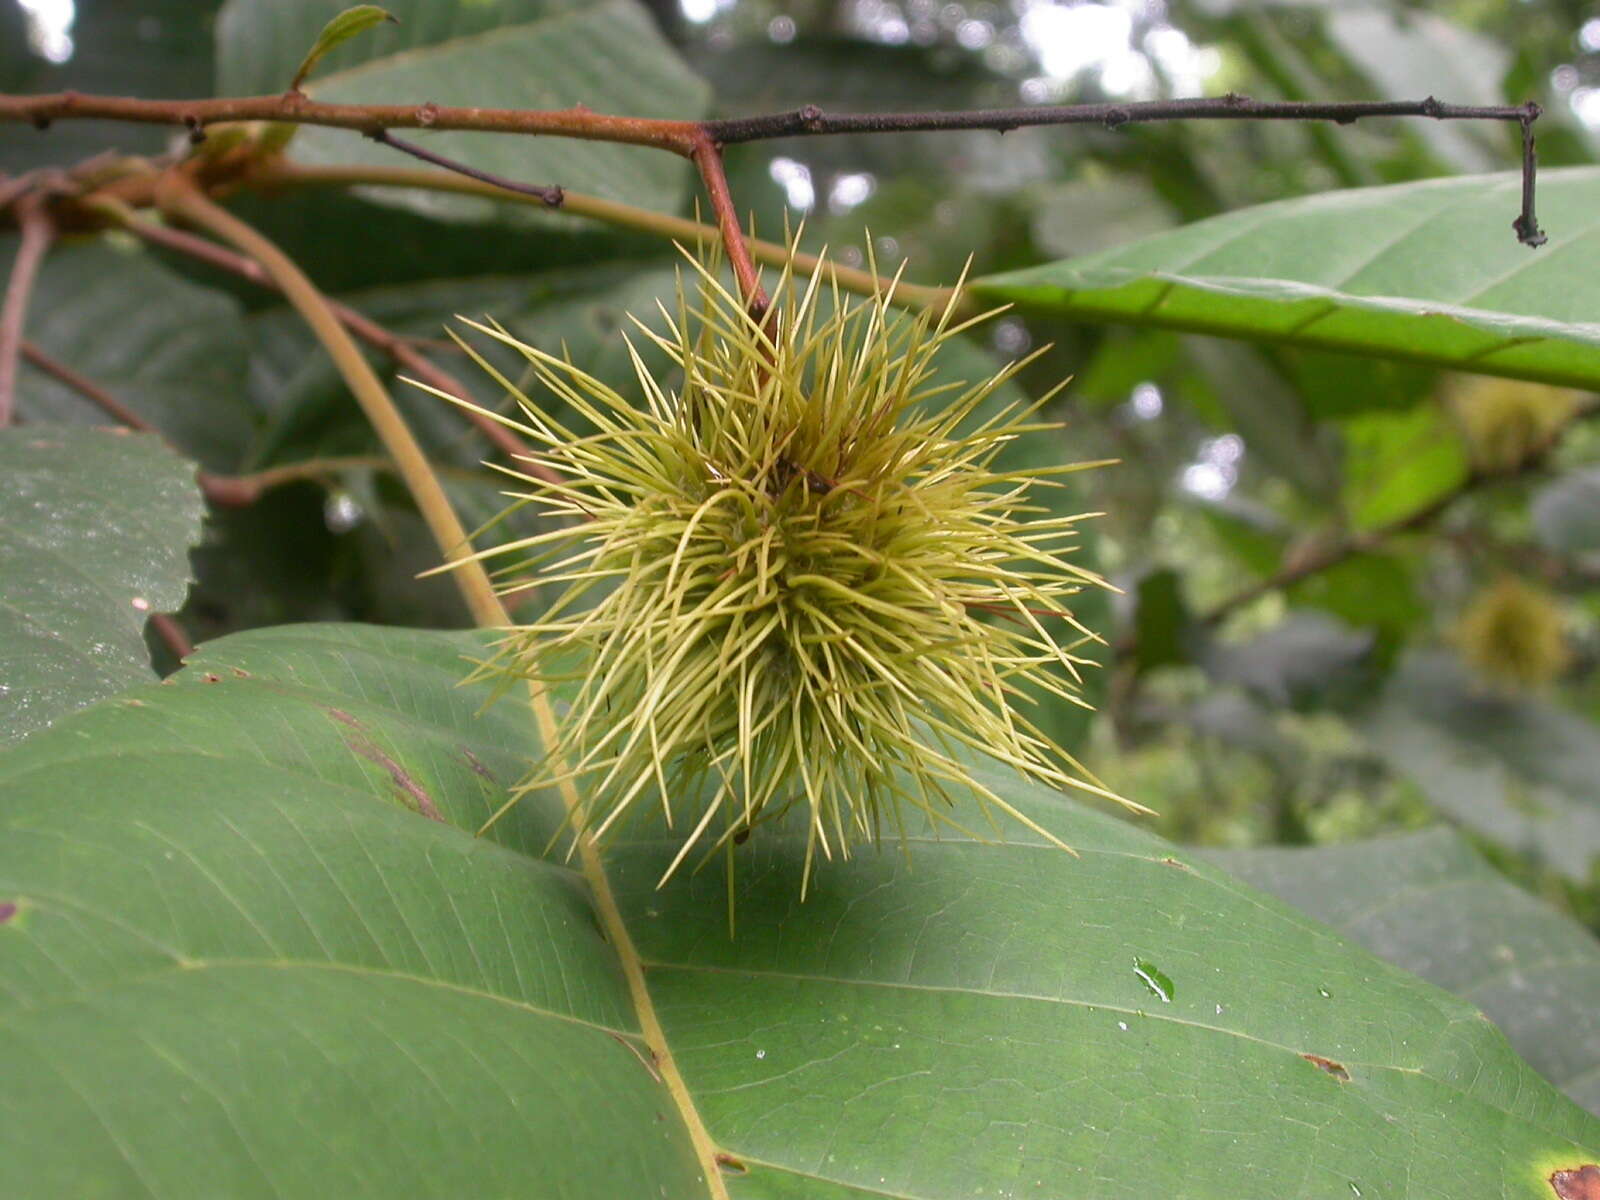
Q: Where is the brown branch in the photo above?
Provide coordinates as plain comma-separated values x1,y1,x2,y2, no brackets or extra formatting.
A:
0,192,55,425
17,338,428,506
21,339,154,430
1199,403,1600,628
689,129,768,319
0,92,698,152
82,194,553,481
0,90,1547,244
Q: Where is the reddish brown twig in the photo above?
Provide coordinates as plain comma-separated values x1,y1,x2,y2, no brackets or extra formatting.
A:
21,339,154,430
0,92,698,152
0,193,55,426
16,337,406,506
689,130,768,319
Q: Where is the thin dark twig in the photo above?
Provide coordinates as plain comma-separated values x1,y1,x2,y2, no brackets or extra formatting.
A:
0,90,1550,247
366,129,564,207
1514,108,1547,248
689,130,769,319
0,192,55,425
21,340,153,430
703,95,1540,141
705,95,1548,248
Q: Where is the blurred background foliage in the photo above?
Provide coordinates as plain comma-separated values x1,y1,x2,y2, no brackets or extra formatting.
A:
7,0,1600,943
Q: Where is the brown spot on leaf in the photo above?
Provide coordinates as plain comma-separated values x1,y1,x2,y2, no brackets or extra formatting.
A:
1161,857,1189,870
200,672,222,683
0,902,15,924
714,1152,747,1174
460,747,496,782
1552,1165,1600,1199
325,709,442,822
1301,1053,1350,1082
231,667,250,679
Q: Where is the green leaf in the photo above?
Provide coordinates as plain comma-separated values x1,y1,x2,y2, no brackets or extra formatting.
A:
973,168,1600,391
289,5,397,92
6,236,256,472
1131,566,1190,671
0,427,203,747
217,0,711,223
1,622,1596,1195
1340,404,1469,530
1361,651,1600,883
1211,828,1600,1116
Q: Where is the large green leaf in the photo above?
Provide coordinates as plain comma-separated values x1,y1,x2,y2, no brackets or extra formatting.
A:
0,427,203,747
1211,828,1600,1116
216,0,711,223
973,167,1600,391
1,623,1596,1196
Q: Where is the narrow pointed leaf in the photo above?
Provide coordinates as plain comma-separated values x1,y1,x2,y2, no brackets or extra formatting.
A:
288,5,397,92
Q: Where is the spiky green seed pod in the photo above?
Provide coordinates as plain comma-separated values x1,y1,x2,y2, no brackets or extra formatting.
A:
427,251,1142,891
1450,377,1579,475
1454,575,1570,691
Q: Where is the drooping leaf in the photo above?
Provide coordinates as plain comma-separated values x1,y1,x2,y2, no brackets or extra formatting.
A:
1361,651,1600,884
1211,828,1600,1116
973,168,1600,391
288,4,397,92
217,0,711,224
0,622,1595,1195
0,427,203,746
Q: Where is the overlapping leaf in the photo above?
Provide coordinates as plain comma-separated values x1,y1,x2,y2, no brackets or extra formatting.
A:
1212,829,1600,1116
975,167,1600,390
0,426,202,746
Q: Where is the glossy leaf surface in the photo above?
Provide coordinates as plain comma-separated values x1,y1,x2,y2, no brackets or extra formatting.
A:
975,168,1600,390
0,427,202,746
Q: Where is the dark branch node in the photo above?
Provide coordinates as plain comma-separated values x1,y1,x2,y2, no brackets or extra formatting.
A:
183,114,206,145
1516,111,1547,248
31,115,49,131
